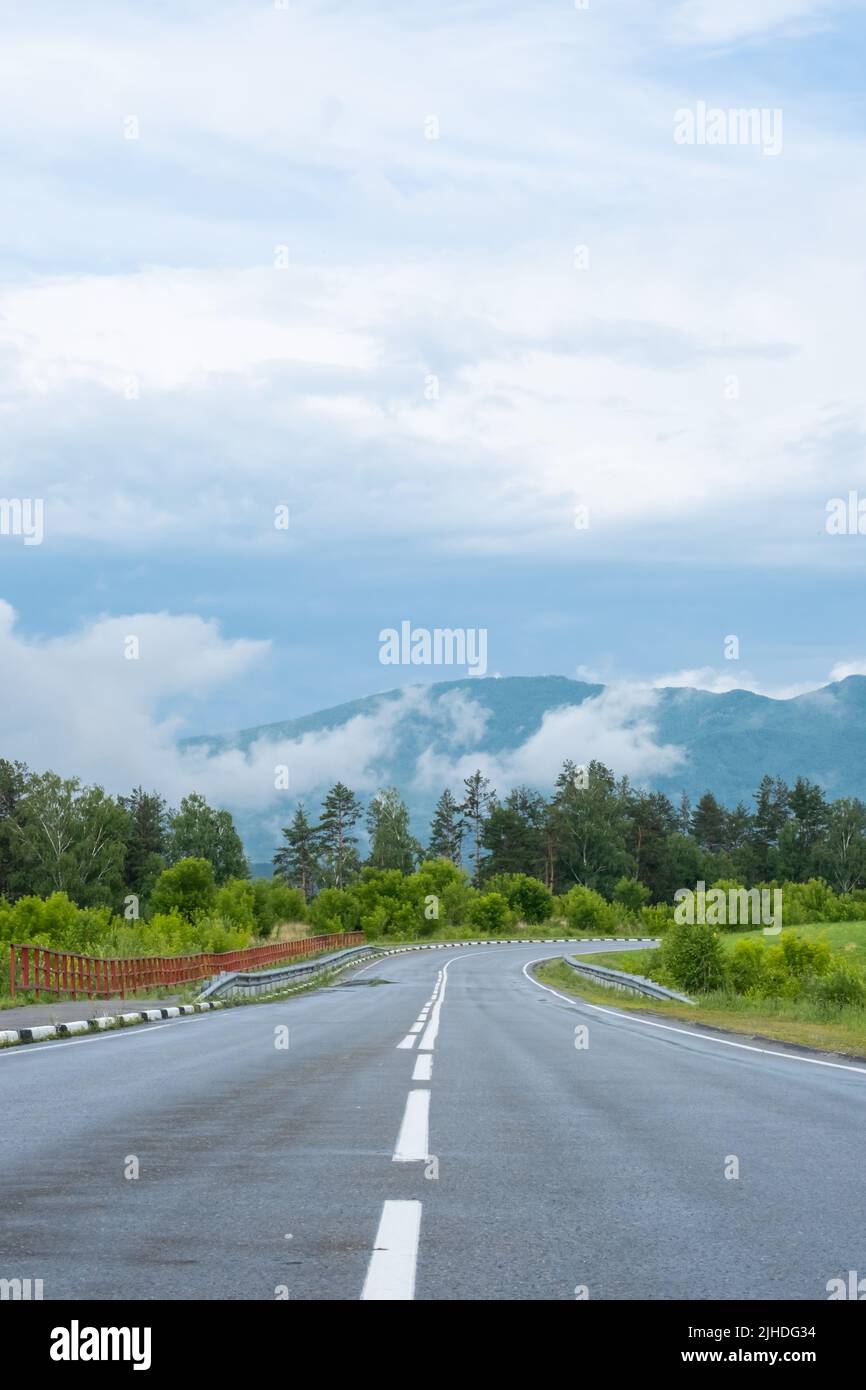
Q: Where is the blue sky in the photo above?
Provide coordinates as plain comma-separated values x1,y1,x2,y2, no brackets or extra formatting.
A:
2,0,866,795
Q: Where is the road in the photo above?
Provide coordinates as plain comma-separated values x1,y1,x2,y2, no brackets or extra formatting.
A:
2,941,865,1301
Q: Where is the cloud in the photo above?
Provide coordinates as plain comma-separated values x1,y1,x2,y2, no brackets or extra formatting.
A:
651,665,841,700
412,685,686,793
670,0,839,45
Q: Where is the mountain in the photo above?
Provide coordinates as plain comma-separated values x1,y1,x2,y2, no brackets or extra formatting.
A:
182,674,866,864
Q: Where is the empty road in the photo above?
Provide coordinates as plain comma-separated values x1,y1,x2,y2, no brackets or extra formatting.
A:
2,942,864,1301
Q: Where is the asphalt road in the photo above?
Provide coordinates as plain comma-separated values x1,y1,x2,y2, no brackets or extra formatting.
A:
2,942,865,1301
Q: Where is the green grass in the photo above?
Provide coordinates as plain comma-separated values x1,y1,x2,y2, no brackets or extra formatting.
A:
542,932,866,1058
717,919,866,969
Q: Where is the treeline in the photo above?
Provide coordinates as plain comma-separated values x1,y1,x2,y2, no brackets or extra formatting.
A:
0,759,248,910
274,762,866,901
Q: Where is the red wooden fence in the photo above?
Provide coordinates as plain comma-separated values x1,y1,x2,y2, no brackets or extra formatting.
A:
8,932,365,1000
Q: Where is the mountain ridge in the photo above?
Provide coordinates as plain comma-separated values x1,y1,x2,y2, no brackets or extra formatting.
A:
181,674,866,863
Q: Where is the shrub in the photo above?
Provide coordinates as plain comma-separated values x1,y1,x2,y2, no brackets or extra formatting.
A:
560,885,615,934
486,873,553,924
149,858,216,922
213,878,257,930
308,888,361,935
639,902,674,934
466,892,512,934
253,879,307,933
807,963,866,1010
660,921,726,993
726,937,767,996
612,877,651,914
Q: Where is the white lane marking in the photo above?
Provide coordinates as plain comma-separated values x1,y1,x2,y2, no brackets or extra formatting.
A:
361,1201,422,1301
409,1022,424,1033
522,958,866,1079
393,1089,430,1162
396,1034,417,1050
412,1053,433,1082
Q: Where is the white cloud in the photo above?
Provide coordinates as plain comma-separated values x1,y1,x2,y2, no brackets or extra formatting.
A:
412,685,686,794
671,0,838,45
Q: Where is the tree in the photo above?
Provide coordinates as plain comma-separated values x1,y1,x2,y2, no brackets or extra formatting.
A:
480,787,546,880
0,758,29,898
119,787,168,899
750,775,790,879
366,788,420,873
548,760,631,896
624,789,677,900
460,770,493,886
273,806,321,899
168,793,248,883
150,857,216,921
10,774,128,906
613,876,651,913
778,777,828,880
814,799,866,894
318,783,363,889
427,789,464,865
692,792,727,854
676,791,693,835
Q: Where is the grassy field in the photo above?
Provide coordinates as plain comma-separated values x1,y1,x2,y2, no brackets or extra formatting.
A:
537,922,866,1058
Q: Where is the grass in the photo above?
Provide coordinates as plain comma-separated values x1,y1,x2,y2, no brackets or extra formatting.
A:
539,934,866,1058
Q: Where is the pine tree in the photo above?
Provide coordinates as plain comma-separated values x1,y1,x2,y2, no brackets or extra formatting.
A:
481,787,546,879
427,789,464,864
317,782,363,889
460,770,493,885
119,787,169,898
273,806,321,899
692,792,727,854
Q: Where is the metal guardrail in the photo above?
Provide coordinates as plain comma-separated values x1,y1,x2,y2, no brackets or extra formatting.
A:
199,944,378,999
565,952,694,1004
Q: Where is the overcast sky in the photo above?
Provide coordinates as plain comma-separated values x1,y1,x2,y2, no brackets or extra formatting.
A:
2,0,866,793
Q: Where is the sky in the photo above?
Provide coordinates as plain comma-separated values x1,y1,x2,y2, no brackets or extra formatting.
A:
2,0,866,803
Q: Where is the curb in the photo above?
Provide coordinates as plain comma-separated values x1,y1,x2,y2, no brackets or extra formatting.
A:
0,1001,226,1049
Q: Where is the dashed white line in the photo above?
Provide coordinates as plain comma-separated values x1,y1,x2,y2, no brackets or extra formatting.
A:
393,1089,430,1162
412,1053,433,1082
396,1034,417,1050
361,1200,422,1301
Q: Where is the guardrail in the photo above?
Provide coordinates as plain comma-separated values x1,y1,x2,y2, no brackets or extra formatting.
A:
565,952,694,1004
8,933,365,1000
200,944,378,999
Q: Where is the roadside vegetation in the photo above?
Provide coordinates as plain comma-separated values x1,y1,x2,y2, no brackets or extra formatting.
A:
534,917,866,1057
6,755,866,1040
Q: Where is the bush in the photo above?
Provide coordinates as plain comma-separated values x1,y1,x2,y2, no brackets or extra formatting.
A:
149,858,216,922
213,878,257,930
486,873,553,924
253,879,307,933
639,903,674,934
660,921,726,993
466,892,513,934
806,963,866,1010
726,937,767,996
308,888,361,936
560,885,615,934
613,877,651,914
